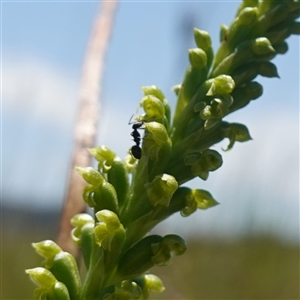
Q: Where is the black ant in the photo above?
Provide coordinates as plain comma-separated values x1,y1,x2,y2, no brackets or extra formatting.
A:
129,116,144,159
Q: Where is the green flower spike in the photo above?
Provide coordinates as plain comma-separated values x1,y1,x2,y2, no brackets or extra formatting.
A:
32,240,81,300
26,2,300,299
26,267,70,300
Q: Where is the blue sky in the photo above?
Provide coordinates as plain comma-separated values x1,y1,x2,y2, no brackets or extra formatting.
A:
2,1,299,241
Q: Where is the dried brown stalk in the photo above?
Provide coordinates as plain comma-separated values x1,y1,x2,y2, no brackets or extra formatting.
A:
57,1,118,255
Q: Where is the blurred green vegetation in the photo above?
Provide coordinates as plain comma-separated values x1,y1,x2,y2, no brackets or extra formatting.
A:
2,207,299,299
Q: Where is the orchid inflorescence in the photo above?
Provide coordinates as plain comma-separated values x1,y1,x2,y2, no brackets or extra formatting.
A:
27,1,300,299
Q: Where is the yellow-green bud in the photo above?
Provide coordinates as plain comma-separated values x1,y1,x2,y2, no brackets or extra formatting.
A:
89,145,116,172
76,167,104,187
140,95,165,120
207,75,235,96
189,48,207,70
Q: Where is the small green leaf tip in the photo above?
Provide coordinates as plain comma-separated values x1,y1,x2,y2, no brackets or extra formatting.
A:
94,210,125,251
145,174,178,207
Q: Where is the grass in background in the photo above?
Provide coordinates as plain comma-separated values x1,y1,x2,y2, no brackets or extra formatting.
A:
2,215,299,300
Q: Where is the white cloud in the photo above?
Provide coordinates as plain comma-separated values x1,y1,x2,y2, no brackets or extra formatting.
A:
3,52,79,128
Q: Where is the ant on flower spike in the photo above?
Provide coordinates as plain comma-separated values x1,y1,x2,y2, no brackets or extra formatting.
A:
129,115,144,159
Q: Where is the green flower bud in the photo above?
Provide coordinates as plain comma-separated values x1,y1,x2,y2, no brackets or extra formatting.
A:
94,210,125,251
32,240,61,259
71,213,94,245
180,188,218,216
189,48,207,70
93,181,119,213
89,146,116,172
194,28,212,50
194,28,214,69
107,157,129,209
252,37,275,55
207,75,235,96
236,0,258,17
238,7,258,26
211,38,272,78
143,122,171,161
133,274,165,299
222,122,252,150
71,213,95,268
189,149,223,180
141,85,171,124
174,49,208,120
192,189,219,209
180,190,197,217
124,154,137,173
140,95,165,121
151,234,186,266
145,174,178,207
141,85,165,101
105,280,142,300
26,268,71,300
32,240,81,300
26,267,57,288
76,166,104,187
117,235,163,279
214,8,258,66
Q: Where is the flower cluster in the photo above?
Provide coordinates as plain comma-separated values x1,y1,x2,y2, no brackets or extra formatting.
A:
27,1,300,299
